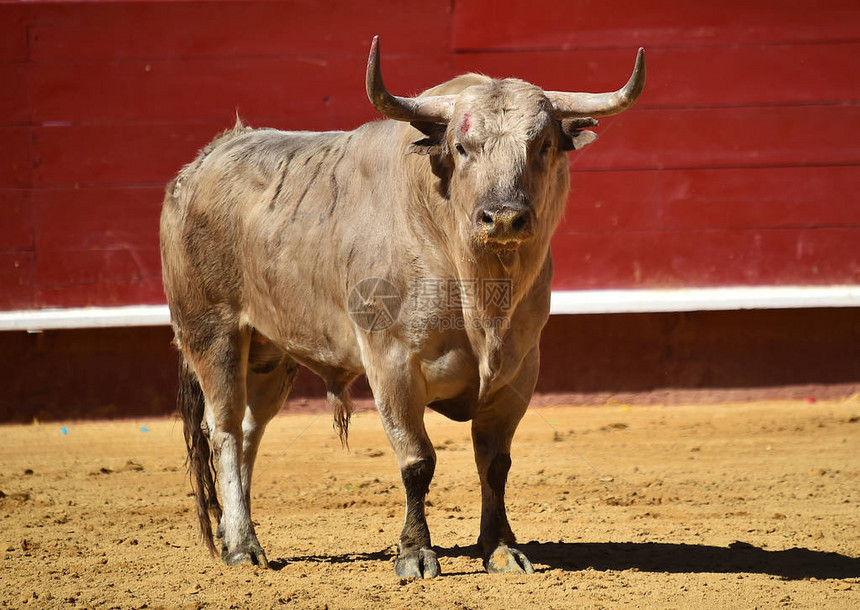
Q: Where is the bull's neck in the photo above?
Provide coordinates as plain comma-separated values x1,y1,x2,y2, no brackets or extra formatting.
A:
403,151,557,401
453,238,550,402
459,242,548,310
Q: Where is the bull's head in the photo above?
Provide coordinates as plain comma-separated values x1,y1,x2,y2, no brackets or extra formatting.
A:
366,36,645,254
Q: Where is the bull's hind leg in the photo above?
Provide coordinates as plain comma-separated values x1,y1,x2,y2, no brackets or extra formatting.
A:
213,333,299,541
472,347,539,574
186,324,269,567
241,336,299,519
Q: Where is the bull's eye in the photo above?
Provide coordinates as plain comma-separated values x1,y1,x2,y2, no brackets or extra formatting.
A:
540,140,553,156
455,143,468,158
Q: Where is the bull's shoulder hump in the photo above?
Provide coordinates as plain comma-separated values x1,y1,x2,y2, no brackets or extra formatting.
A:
219,122,403,159
218,128,350,152
192,129,353,176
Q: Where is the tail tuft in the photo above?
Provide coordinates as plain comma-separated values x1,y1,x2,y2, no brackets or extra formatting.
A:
327,389,353,449
177,358,221,557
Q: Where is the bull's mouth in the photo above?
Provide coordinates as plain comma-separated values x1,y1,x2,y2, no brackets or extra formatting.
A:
472,229,529,253
486,238,522,252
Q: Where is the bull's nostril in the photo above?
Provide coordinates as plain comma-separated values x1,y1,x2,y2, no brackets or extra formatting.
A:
511,214,527,233
481,212,494,226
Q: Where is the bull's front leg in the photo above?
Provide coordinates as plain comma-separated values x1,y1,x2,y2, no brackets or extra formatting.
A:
367,360,440,579
397,455,438,578
472,347,539,574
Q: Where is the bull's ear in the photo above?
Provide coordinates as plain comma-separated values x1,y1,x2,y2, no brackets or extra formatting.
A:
559,118,599,151
409,121,448,155
429,153,453,198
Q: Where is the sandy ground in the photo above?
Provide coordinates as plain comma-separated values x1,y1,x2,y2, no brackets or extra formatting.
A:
1,398,859,609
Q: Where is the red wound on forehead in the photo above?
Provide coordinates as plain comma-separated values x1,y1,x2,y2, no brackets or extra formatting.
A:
459,112,472,135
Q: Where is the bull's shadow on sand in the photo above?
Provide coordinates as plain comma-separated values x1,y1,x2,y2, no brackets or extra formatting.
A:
270,541,860,580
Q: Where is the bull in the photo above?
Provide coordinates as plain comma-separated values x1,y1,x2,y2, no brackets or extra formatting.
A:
160,36,645,577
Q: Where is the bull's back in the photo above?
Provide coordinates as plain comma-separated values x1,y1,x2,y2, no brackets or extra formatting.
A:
161,127,351,305
159,121,406,368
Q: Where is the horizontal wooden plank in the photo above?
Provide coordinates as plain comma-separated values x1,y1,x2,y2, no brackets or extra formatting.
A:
0,127,31,187
29,54,454,124
656,166,860,231
0,190,34,251
32,187,163,252
29,0,452,61
562,166,860,233
454,0,860,51
35,246,162,288
0,251,35,310
455,43,860,109
568,105,860,171
563,175,661,234
33,277,167,309
550,227,860,289
31,103,860,187
25,44,860,128
31,122,221,188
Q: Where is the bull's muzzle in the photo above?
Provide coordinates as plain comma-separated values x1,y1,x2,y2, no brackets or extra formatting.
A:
475,202,535,249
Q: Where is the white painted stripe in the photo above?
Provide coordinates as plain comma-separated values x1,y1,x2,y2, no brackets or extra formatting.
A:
0,305,171,332
0,286,858,331
549,286,860,315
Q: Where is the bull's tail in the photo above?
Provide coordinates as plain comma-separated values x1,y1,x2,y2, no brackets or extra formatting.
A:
177,357,221,557
327,387,353,449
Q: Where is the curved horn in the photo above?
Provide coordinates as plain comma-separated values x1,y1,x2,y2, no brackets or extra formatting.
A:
547,48,646,118
366,35,456,123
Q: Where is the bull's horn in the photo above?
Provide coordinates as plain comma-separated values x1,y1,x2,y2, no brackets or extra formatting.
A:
547,48,646,118
366,35,456,123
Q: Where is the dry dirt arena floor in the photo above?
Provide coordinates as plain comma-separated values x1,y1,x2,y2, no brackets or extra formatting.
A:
1,398,859,609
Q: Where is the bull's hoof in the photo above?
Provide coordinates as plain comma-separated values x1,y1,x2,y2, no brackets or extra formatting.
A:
484,545,534,574
222,545,269,568
395,547,441,579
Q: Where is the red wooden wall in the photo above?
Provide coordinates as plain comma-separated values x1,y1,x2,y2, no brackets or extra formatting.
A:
2,0,859,310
